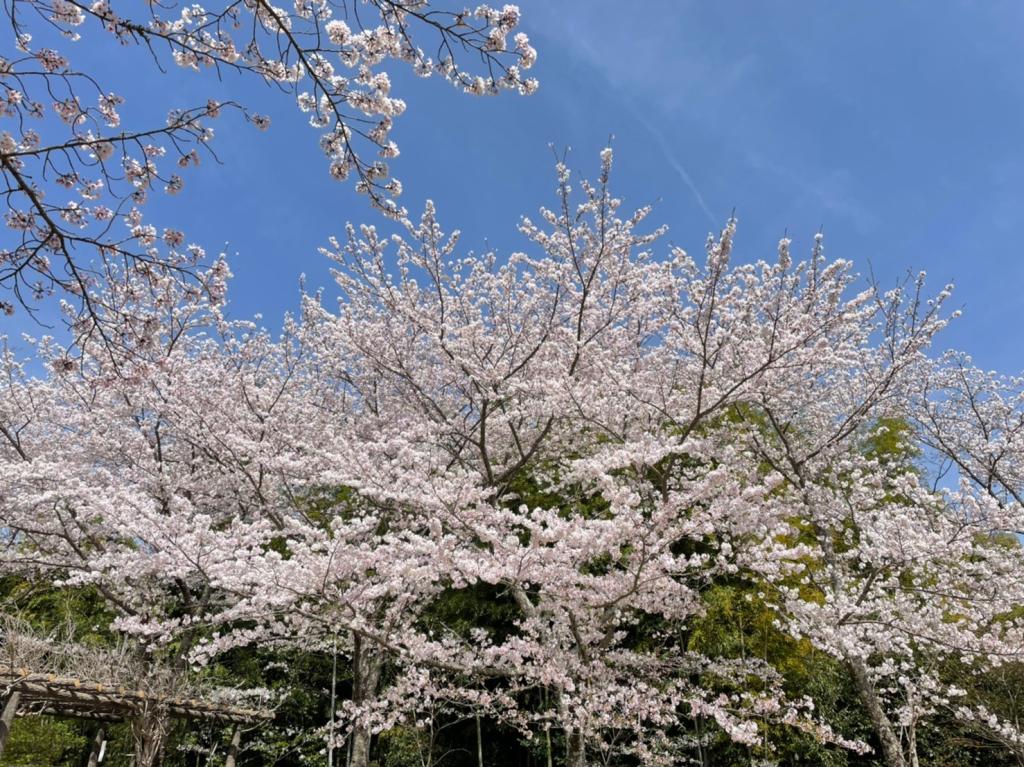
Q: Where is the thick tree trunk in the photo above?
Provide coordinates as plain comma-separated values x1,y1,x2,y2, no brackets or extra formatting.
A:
565,729,586,767
0,690,21,757
846,657,906,767
86,726,105,767
348,634,382,767
132,706,170,767
350,729,372,767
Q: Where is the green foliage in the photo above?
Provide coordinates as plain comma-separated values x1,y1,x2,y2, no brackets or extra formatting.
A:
685,583,877,765
0,717,89,767
420,582,520,644
378,726,426,767
0,576,115,645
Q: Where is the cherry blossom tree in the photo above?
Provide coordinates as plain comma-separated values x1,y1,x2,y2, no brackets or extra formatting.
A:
0,0,537,343
0,257,327,763
905,357,1024,763
720,273,1024,767
272,152,974,765
5,151,1024,766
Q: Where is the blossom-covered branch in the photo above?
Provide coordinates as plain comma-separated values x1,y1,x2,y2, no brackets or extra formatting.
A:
0,0,536,339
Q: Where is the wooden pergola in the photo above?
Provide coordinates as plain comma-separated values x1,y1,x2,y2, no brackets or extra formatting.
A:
0,665,273,765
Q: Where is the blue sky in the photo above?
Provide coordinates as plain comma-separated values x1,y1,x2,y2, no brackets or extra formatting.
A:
8,1,1024,372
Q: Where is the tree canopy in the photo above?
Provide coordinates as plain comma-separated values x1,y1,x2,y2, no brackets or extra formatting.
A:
2,4,1024,767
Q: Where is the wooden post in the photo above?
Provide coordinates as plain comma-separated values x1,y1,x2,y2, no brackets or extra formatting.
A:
328,634,338,767
223,726,242,767
86,727,106,767
0,689,21,756
475,714,483,767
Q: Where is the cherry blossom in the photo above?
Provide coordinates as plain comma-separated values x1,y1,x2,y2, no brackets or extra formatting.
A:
0,0,537,342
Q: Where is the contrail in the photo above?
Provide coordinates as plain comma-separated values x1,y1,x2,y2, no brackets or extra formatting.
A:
637,112,719,227
562,32,720,228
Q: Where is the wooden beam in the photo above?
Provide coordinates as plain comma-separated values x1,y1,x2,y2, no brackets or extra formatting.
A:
20,706,124,722
0,670,272,724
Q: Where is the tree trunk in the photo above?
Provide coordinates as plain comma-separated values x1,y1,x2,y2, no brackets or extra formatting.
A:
846,657,906,767
86,727,105,767
348,634,382,767
132,706,170,767
565,729,586,767
350,729,372,767
0,690,21,757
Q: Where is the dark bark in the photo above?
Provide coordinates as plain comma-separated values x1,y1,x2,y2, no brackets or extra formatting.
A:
348,634,382,767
